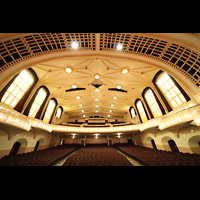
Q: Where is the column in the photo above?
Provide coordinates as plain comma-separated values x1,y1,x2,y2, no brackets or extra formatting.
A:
107,135,109,146
84,135,86,146
133,134,137,145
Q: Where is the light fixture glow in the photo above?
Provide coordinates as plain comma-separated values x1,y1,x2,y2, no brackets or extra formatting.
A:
95,75,100,79
65,67,72,73
79,104,82,107
72,85,77,89
96,110,98,113
82,110,84,112
76,96,80,99
95,88,99,92
95,105,98,107
72,42,78,49
111,104,114,107
122,68,128,74
117,85,121,89
117,44,122,50
95,98,98,101
108,114,110,117
109,110,112,112
113,96,117,99
83,114,85,117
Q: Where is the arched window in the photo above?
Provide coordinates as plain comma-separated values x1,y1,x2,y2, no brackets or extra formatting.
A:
43,98,57,123
129,106,136,118
135,99,148,123
56,106,63,119
144,88,163,118
0,69,36,108
28,87,48,118
156,72,188,109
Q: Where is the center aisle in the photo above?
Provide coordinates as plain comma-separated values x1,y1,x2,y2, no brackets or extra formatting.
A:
62,144,133,166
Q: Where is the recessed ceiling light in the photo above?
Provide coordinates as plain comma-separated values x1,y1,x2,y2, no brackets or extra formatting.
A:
79,104,82,107
65,67,72,73
117,44,122,50
95,98,99,101
82,110,84,112
72,42,78,49
83,115,85,117
96,110,98,113
95,75,100,79
95,105,98,107
117,85,121,89
111,104,114,107
109,110,112,112
76,96,80,99
113,96,117,99
72,85,77,89
122,68,128,74
108,114,110,117
95,88,99,92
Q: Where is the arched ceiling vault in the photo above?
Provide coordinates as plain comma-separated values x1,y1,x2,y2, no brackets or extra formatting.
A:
0,33,200,119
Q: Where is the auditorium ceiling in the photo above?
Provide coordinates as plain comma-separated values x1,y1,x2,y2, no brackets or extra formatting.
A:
31,56,158,119
0,33,200,120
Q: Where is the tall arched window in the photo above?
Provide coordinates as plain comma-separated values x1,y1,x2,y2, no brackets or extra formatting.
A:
43,98,57,123
28,87,47,118
144,88,163,118
56,106,63,119
0,69,35,108
129,106,136,118
156,72,187,109
135,99,148,123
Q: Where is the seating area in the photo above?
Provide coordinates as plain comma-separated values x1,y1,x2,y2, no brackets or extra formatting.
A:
63,144,133,166
0,144,80,166
114,143,200,166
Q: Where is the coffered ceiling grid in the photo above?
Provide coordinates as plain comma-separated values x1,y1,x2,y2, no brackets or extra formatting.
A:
99,33,200,87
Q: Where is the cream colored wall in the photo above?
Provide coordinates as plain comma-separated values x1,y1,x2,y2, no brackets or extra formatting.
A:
0,126,58,159
138,124,200,154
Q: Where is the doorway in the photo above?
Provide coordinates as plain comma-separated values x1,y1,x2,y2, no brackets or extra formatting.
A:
9,142,21,156
151,139,157,149
81,140,85,146
168,140,179,152
34,141,40,151
127,139,132,144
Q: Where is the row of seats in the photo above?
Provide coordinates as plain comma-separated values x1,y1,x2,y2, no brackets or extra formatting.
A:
63,144,133,166
0,144,80,166
114,144,200,166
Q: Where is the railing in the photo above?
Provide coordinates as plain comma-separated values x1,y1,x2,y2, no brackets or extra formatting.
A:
0,100,200,133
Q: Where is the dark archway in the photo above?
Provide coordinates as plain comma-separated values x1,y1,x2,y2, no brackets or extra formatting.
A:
34,141,40,151
9,142,21,156
168,140,179,152
151,139,157,149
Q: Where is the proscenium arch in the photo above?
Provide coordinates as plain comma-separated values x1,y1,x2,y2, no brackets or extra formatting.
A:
0,33,200,97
